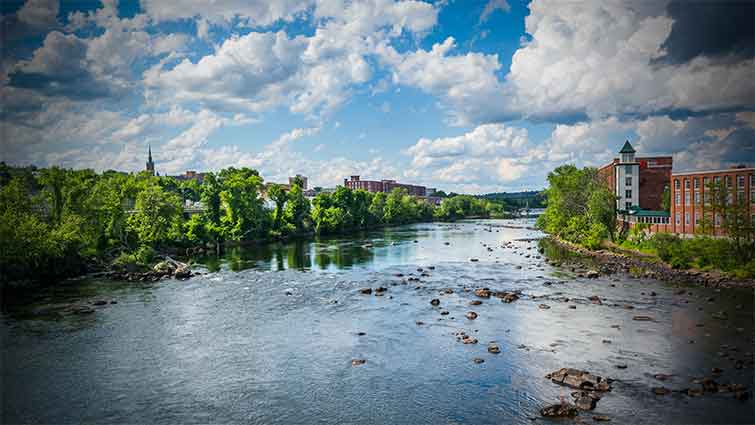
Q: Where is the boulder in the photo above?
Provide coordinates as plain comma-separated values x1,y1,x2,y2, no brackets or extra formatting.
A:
488,343,501,354
540,403,578,418
496,291,519,303
474,288,491,298
546,368,612,391
360,288,373,294
466,311,478,320
430,298,440,306
351,359,367,366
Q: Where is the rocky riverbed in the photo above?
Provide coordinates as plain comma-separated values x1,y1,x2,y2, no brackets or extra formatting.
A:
2,219,753,424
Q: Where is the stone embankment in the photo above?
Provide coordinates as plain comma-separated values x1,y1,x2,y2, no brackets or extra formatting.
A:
547,237,755,288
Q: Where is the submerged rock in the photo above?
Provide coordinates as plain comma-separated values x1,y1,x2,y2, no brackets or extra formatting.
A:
359,288,372,294
465,311,478,320
488,343,501,354
469,300,482,306
540,403,578,418
496,291,519,303
474,288,491,298
430,299,440,306
351,359,367,366
546,368,612,391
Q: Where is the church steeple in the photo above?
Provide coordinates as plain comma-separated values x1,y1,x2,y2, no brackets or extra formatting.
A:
146,144,155,175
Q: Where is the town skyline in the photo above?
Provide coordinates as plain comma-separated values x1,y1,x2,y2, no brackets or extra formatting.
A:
2,0,753,194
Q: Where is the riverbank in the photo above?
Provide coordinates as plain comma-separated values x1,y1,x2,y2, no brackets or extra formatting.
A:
544,237,755,288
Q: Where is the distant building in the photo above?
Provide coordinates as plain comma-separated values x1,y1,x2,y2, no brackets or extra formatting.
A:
174,170,207,183
343,175,427,197
145,144,155,176
289,174,308,189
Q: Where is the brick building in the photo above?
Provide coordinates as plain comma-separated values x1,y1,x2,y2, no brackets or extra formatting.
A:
669,167,755,236
601,141,755,236
343,175,427,197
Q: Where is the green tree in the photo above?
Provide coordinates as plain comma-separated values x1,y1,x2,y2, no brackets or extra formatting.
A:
282,183,311,234
267,184,288,231
126,184,183,247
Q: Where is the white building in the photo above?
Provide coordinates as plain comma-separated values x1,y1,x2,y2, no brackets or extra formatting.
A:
615,140,639,211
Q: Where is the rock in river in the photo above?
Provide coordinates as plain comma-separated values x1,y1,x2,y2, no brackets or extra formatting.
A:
466,311,478,320
469,300,482,306
351,359,367,366
360,288,372,294
474,288,492,298
546,368,612,391
488,343,501,354
430,298,440,306
540,403,578,418
496,291,519,303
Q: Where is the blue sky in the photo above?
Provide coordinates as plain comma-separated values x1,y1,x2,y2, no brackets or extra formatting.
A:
1,0,753,193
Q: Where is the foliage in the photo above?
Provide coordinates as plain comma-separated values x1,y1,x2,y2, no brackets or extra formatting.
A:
536,165,616,245
0,163,506,283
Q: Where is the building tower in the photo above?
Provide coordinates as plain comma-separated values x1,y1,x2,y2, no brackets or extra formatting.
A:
615,140,639,211
146,144,155,176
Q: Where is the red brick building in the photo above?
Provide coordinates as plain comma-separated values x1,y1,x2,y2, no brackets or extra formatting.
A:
343,175,427,197
669,167,755,236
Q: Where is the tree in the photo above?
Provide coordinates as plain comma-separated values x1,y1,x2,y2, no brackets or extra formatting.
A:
268,184,288,230
282,183,310,234
38,166,67,225
126,184,183,247
661,184,671,212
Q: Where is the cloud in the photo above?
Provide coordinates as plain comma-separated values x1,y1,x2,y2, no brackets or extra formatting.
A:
380,37,507,125
0,0,60,41
383,1,755,126
145,0,437,118
404,123,545,192
656,1,754,65
141,0,311,27
479,0,510,23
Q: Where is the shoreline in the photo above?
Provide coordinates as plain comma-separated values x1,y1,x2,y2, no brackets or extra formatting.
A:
545,236,755,289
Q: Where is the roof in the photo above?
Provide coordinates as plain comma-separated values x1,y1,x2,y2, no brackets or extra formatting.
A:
619,140,635,154
623,208,670,217
672,167,754,176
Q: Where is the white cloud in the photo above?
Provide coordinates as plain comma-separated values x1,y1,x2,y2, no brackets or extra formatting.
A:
17,0,59,29
141,0,311,27
144,0,437,118
479,0,510,23
405,123,544,191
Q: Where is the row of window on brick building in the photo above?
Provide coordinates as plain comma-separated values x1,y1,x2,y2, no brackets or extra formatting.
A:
672,174,755,227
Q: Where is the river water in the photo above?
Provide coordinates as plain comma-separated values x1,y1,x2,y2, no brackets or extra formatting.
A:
2,219,753,424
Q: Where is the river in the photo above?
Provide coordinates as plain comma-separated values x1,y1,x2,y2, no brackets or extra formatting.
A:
2,219,753,424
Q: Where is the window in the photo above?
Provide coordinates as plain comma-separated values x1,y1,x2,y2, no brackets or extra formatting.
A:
725,176,731,188
625,201,632,210
685,192,690,205
626,190,632,199
674,179,680,189
695,213,700,225
715,213,721,227
704,191,710,205
751,174,755,187
737,175,745,188
684,179,690,190
715,176,721,186
685,212,690,225
694,178,699,189
694,191,700,205
675,213,681,225
727,192,733,206
751,190,755,205
626,165,633,175
675,192,680,206
738,191,745,203
625,176,632,186
703,177,709,187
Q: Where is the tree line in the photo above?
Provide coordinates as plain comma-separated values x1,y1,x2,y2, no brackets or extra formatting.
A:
0,163,502,283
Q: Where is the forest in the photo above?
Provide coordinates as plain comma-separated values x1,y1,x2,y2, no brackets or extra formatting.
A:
0,163,501,284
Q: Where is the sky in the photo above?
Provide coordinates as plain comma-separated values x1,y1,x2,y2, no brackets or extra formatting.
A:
1,0,753,193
